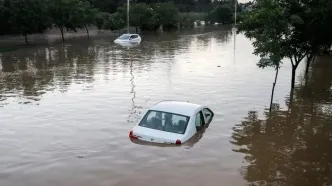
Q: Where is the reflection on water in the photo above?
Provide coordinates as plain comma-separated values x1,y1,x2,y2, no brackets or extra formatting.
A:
115,42,141,49
0,27,233,107
128,50,143,123
231,56,332,186
0,26,331,186
0,41,99,105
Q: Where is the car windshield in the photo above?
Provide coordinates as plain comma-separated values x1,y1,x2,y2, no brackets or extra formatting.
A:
117,34,131,40
139,110,190,134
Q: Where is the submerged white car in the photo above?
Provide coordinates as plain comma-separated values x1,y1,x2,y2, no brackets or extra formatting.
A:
129,101,214,145
114,34,142,44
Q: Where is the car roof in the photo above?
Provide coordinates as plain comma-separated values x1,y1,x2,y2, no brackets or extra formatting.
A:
150,101,202,116
121,34,137,36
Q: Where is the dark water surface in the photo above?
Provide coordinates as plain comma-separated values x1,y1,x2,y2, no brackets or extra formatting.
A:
1,27,331,186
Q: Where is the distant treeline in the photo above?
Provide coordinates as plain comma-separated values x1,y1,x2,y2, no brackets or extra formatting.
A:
0,0,250,44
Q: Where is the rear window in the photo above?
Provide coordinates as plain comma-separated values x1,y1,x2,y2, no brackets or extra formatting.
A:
139,110,190,134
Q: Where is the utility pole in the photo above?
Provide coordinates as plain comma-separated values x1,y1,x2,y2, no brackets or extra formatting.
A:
127,0,130,33
234,0,237,26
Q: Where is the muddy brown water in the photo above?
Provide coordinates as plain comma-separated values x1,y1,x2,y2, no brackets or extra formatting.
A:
0,26,331,186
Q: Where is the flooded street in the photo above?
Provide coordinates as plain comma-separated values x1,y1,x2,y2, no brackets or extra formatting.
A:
1,27,331,186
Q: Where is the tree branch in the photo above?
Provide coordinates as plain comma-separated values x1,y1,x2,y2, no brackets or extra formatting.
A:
296,50,309,67
290,56,295,67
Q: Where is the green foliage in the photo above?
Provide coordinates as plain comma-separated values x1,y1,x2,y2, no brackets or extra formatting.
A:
238,0,332,90
49,0,99,41
297,0,332,54
206,5,233,24
186,12,205,21
49,0,82,32
0,0,17,35
257,57,280,69
87,0,125,13
87,0,213,13
95,12,109,29
1,0,50,43
152,2,179,30
80,1,98,28
117,3,156,31
103,12,125,30
179,13,195,28
239,0,332,64
236,12,246,23
238,0,288,69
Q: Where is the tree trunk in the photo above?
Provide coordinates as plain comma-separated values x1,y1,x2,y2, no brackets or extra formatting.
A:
24,33,28,44
59,27,65,43
269,67,279,112
85,25,89,38
291,66,296,90
305,54,314,75
288,86,295,110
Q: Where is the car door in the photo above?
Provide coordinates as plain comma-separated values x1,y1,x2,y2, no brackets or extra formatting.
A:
202,108,214,126
195,110,205,131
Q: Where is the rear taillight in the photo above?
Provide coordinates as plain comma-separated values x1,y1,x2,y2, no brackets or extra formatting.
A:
129,130,138,139
175,139,181,145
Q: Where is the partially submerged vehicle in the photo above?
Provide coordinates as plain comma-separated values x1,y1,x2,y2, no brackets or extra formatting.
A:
114,34,141,44
114,41,140,48
129,101,214,145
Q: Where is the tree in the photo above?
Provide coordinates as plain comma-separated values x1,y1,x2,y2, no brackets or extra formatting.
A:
0,0,17,36
103,12,126,30
95,12,108,30
172,0,196,12
152,2,179,30
118,3,156,33
195,0,212,12
79,1,98,38
49,0,86,42
295,0,332,73
239,0,332,93
206,5,233,24
179,13,195,28
258,57,281,112
87,0,126,13
238,0,310,92
231,58,332,185
6,0,50,44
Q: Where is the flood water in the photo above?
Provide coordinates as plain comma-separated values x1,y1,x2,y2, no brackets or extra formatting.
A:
1,26,332,186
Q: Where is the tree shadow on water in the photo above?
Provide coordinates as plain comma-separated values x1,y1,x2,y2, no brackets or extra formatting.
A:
0,41,99,105
231,56,332,186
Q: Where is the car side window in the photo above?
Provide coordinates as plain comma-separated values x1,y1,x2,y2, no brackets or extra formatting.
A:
131,35,138,39
202,108,214,124
195,111,205,131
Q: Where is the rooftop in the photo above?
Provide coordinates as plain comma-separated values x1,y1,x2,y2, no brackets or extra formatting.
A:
150,101,202,116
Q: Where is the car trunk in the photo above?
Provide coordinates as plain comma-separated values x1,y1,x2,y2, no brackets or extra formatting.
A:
132,126,184,144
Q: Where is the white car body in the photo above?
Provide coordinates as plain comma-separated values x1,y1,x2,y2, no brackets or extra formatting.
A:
129,101,214,145
114,34,142,44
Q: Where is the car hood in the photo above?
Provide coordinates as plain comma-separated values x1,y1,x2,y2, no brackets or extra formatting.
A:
132,126,184,144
